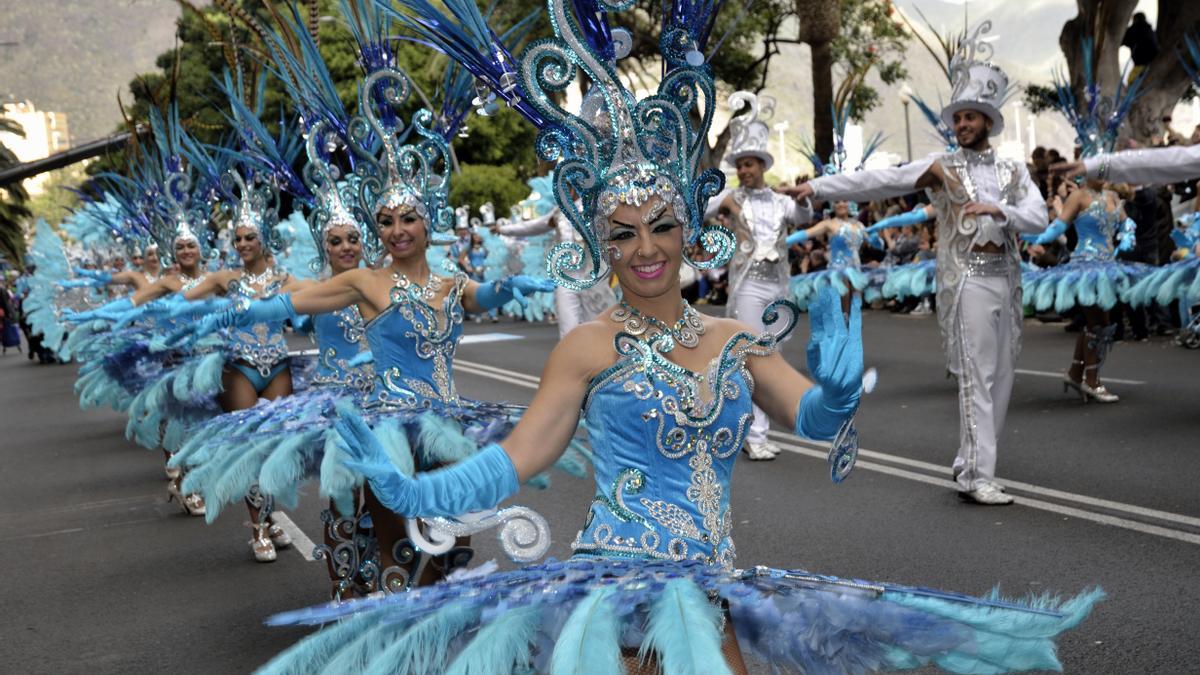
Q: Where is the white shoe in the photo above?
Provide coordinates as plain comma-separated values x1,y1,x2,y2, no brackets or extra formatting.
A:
958,483,1013,505
910,300,932,316
743,441,778,461
268,522,292,549
247,523,278,563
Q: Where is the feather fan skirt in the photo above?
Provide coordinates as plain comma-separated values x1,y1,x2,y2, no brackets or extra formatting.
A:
881,260,937,301
171,397,592,522
790,267,869,309
1022,258,1149,313
1124,256,1200,308
260,557,1102,675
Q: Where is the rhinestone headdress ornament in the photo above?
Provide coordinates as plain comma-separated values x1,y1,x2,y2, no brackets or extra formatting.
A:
1052,38,1143,159
388,0,734,290
259,4,381,270
517,0,734,290
347,66,455,235
940,21,1013,138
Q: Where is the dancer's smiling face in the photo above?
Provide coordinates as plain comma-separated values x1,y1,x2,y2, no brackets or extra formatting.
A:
324,224,362,274
833,201,851,219
735,156,766,190
607,196,684,300
234,226,265,264
143,247,160,270
375,205,427,262
174,238,200,269
953,109,992,150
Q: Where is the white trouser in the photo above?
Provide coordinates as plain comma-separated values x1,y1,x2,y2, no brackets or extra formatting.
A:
952,275,1016,491
555,287,585,339
729,277,786,444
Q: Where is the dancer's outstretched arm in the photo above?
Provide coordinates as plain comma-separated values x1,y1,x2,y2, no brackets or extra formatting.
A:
1052,144,1200,185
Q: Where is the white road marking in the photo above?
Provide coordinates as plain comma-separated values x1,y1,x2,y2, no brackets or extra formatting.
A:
270,512,317,562
1014,368,1145,386
765,430,1200,529
460,333,525,345
454,359,1200,544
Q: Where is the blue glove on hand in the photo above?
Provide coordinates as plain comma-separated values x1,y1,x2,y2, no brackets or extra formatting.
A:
866,206,931,234
73,267,113,283
336,408,519,517
1116,218,1137,253
168,295,233,320
165,294,297,346
58,279,104,289
867,233,885,250
475,275,557,310
1025,218,1068,245
65,297,133,323
785,229,810,246
794,287,863,440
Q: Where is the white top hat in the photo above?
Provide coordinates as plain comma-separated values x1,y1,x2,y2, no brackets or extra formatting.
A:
939,23,1011,138
724,91,775,170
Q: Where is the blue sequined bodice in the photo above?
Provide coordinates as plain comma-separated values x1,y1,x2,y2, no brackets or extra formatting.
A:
363,273,465,408
1072,195,1123,261
225,271,290,377
829,221,864,270
573,308,795,570
311,307,372,392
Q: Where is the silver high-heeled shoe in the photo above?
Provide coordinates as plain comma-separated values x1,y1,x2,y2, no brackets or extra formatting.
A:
167,481,206,517
247,522,277,563
268,522,292,549
1080,365,1119,403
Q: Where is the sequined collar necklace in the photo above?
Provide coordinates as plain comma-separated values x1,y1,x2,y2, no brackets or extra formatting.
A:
241,266,276,287
961,147,995,163
611,300,705,350
391,269,442,303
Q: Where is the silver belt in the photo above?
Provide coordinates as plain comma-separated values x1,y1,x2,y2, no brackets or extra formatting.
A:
746,258,783,281
964,251,1010,277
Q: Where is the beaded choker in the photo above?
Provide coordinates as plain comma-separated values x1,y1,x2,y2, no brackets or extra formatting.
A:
611,300,705,351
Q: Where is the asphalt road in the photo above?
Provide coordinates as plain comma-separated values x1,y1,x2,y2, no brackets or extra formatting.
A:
1,310,1197,674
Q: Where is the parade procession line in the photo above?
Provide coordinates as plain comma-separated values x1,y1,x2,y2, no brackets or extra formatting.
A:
454,358,1200,547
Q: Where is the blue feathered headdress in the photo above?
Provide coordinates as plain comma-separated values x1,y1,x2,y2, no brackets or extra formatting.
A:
1053,38,1144,159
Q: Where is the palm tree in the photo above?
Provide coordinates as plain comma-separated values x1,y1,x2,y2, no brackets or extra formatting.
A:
0,115,32,269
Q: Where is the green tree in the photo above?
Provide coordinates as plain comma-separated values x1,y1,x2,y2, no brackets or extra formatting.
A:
0,115,32,269
448,163,531,216
788,0,909,161
27,164,88,227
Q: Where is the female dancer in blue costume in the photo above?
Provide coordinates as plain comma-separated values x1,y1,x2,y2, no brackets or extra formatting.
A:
1128,212,1200,347
257,2,1100,672
1021,181,1141,403
179,53,558,585
68,245,162,294
1021,54,1145,404
785,199,871,312
172,170,309,562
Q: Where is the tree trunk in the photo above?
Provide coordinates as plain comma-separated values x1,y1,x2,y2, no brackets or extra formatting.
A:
795,0,842,163
1058,0,1137,99
811,40,835,162
1125,0,1200,143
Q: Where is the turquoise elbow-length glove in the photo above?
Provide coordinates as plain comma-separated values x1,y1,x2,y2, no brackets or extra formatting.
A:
336,407,519,517
866,206,931,234
794,287,863,441
166,294,297,346
1117,218,1137,253
64,297,133,323
785,229,809,246
72,267,113,284
475,275,557,310
1023,218,1068,245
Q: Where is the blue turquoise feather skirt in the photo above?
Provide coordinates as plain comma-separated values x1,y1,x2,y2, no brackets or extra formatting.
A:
170,396,588,522
1124,256,1200,308
790,266,869,309
882,260,937,301
260,556,1102,675
1022,258,1149,313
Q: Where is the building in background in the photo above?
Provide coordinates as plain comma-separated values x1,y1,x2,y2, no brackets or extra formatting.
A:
0,100,71,196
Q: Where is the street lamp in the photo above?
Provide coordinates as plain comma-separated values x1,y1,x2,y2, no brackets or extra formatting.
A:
899,82,914,162
772,120,790,173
